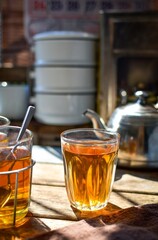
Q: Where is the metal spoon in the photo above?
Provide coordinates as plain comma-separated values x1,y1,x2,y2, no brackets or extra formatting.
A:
0,105,35,208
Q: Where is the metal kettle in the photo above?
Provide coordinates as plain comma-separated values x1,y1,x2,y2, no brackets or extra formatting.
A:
84,91,158,168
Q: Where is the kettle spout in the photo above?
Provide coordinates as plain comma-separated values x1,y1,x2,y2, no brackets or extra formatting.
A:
83,109,107,129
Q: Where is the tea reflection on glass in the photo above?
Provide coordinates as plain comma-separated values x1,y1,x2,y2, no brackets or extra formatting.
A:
0,126,34,229
61,128,120,213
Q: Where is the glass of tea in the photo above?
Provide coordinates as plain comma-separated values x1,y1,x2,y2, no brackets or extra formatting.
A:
0,126,35,229
61,128,120,213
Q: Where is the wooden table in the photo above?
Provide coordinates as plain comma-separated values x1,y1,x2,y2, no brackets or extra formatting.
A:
1,151,158,239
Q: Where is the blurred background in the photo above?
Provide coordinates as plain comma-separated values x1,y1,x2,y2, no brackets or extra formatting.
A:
1,0,158,145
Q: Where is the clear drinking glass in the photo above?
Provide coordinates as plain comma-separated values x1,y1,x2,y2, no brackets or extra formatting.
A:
0,126,35,229
0,115,10,126
61,128,120,213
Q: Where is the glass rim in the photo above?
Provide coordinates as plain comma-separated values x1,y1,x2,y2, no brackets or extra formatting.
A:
0,116,10,126
0,125,33,146
61,128,120,145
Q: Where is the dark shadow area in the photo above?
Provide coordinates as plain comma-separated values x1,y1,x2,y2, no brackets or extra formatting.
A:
0,211,50,239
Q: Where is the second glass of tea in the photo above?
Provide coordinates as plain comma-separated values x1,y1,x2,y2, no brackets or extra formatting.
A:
0,126,35,229
61,128,120,213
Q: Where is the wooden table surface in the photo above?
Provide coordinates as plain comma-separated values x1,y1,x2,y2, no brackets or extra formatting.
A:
1,150,158,239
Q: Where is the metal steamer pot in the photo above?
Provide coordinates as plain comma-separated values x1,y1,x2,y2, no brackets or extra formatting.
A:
84,91,158,168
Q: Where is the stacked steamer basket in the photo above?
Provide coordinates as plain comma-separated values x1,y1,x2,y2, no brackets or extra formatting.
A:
33,31,98,125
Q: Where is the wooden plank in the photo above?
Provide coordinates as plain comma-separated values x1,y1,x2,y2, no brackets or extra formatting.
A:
110,191,158,209
1,189,158,240
38,218,75,231
30,183,158,222
1,161,158,240
30,185,77,221
115,167,158,182
32,162,158,193
32,163,65,186
113,171,158,194
30,184,121,221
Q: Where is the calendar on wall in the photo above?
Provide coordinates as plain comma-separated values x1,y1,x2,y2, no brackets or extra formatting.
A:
24,0,154,43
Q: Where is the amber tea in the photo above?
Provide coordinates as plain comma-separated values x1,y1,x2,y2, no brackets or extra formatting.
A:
0,126,33,229
61,129,120,212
